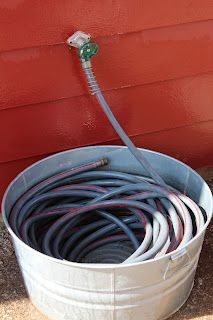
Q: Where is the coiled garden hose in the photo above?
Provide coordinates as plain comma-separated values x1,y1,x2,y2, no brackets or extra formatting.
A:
7,32,207,264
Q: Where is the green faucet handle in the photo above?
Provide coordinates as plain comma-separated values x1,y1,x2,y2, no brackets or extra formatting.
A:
78,41,99,61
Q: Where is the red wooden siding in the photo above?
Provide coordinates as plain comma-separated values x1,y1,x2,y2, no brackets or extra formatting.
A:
0,120,212,200
0,73,213,164
1,0,213,51
108,121,213,168
1,20,213,110
0,1,213,201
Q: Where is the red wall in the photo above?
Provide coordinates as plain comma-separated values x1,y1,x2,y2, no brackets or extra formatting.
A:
1,0,213,200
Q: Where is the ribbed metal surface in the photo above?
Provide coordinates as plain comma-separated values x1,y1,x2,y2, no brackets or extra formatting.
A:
2,146,212,320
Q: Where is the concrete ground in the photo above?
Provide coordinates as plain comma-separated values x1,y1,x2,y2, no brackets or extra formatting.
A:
0,169,212,320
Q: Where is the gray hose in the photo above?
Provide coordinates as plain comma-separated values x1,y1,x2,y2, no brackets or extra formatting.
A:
6,58,207,265
82,62,166,187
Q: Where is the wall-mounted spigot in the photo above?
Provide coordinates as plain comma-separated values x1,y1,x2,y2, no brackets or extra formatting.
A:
67,31,99,62
66,31,91,48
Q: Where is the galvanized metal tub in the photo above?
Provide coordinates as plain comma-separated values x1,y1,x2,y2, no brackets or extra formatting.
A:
2,146,212,320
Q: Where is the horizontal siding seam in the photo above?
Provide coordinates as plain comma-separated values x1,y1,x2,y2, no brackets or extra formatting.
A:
1,119,212,165
1,69,213,113
0,18,213,54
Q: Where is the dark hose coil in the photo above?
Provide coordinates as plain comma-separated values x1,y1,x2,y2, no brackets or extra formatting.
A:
8,158,206,264
7,57,207,264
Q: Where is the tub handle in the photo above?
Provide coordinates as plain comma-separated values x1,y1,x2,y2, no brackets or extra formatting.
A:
163,249,191,280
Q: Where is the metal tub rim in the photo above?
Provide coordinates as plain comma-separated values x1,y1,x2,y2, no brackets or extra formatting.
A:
2,145,212,270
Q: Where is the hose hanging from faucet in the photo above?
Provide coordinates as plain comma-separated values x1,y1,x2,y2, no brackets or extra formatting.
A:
82,61,166,187
6,33,207,265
